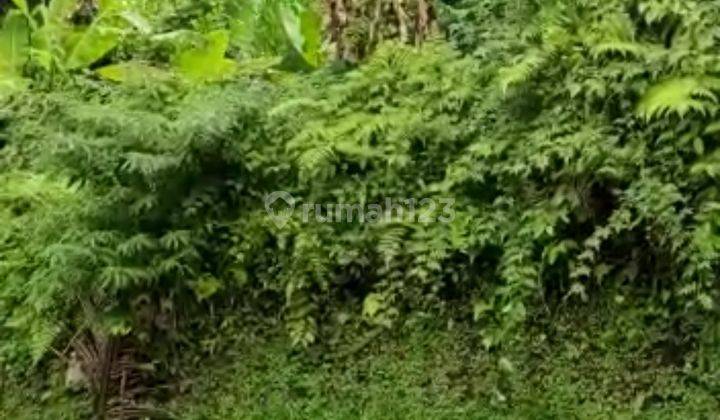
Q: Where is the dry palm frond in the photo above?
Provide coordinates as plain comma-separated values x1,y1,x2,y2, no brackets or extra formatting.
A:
69,331,167,419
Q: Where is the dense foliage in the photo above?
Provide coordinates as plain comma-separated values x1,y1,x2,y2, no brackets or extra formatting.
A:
1,0,720,417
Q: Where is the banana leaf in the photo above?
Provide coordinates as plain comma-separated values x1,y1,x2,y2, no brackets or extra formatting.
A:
0,10,30,81
173,30,237,83
278,3,323,68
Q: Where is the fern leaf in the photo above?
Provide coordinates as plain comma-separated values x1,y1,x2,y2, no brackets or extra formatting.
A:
637,77,719,120
117,234,157,258
498,49,545,94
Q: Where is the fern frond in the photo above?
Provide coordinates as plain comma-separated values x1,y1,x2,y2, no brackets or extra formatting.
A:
498,49,545,94
637,77,719,120
585,13,644,59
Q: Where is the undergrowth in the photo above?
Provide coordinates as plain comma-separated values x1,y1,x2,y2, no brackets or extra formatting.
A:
141,318,720,419
2,0,720,417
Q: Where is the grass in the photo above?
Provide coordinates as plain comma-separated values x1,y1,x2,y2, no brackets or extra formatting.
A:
0,382,88,419
3,321,719,419
165,324,719,420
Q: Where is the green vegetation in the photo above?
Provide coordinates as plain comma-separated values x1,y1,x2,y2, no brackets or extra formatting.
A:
1,0,720,418
172,327,719,419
